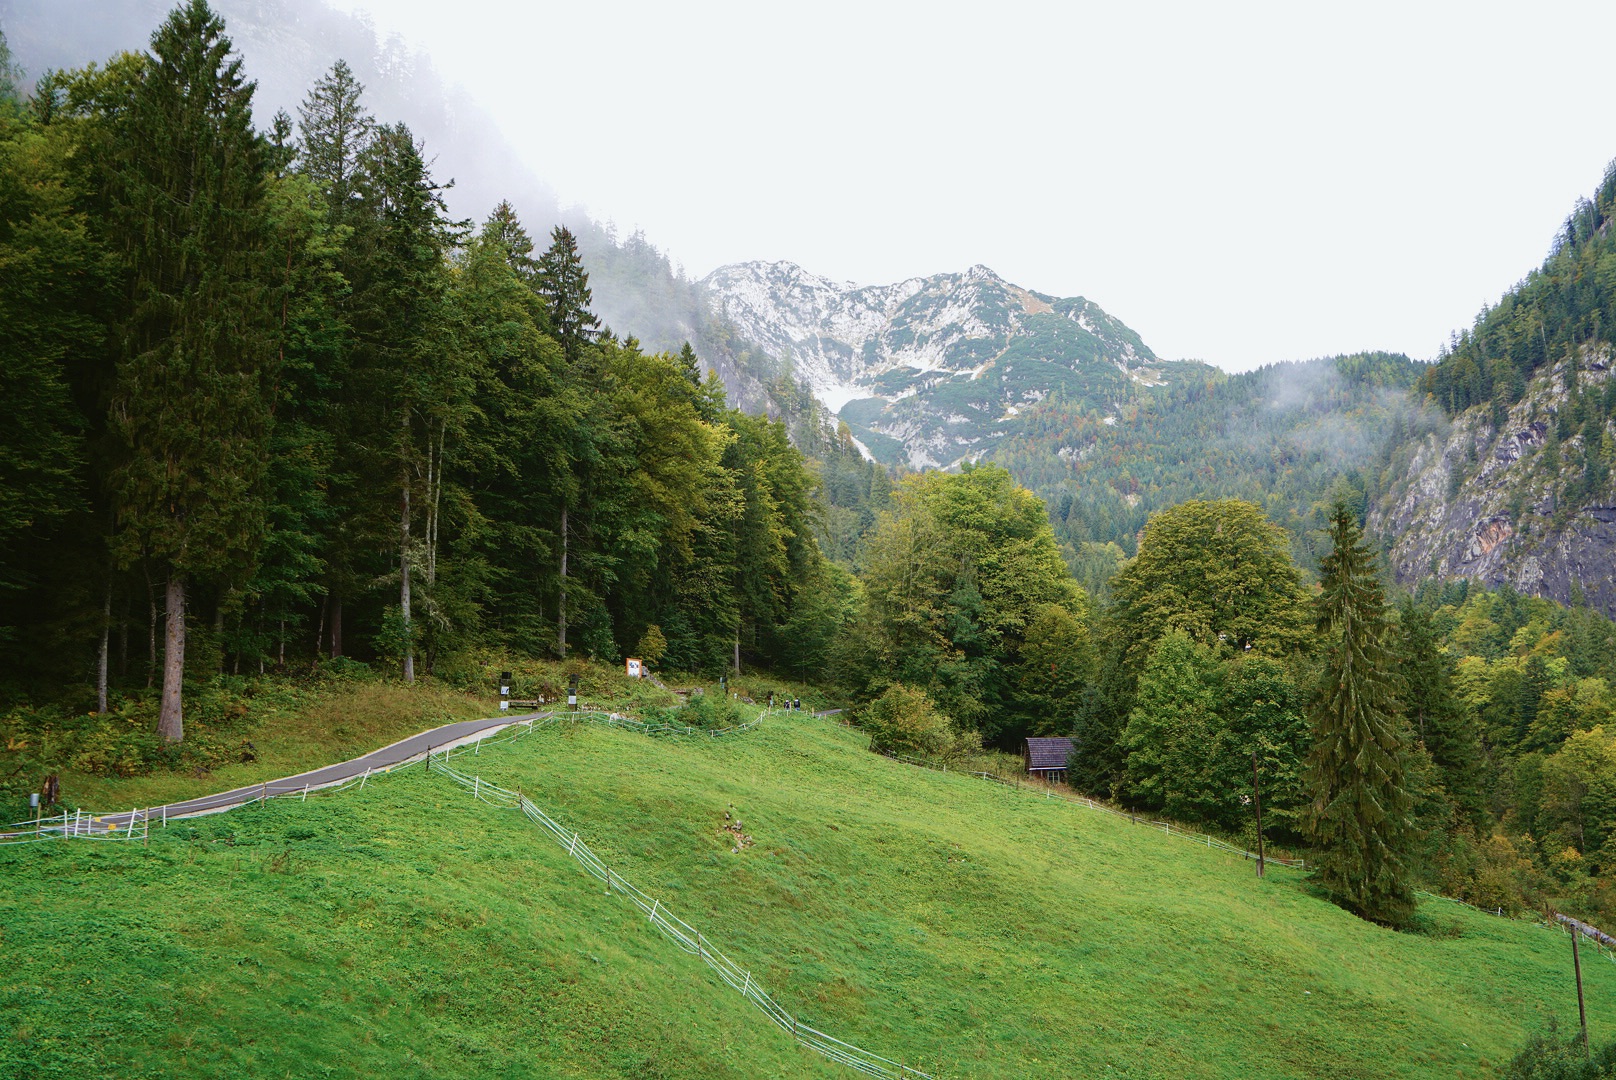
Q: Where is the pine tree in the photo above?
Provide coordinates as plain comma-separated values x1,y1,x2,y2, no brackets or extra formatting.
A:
296,59,372,213
482,199,539,284
536,225,599,363
106,0,276,742
1304,505,1417,926
1398,599,1488,831
347,121,463,682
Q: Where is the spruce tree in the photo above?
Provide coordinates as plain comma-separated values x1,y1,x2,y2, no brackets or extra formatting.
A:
106,0,276,741
482,199,539,284
296,59,372,213
347,122,462,682
1398,598,1488,831
1304,505,1417,926
536,225,599,363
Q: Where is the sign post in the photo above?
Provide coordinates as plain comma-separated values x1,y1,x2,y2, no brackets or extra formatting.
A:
626,658,642,679
568,674,579,712
499,670,512,711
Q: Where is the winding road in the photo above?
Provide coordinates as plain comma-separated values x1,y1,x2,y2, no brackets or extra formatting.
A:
6,711,547,837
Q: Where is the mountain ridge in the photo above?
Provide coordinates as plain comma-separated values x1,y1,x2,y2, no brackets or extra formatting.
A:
703,259,1181,468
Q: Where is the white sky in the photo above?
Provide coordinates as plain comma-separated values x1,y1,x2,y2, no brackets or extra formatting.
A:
331,0,1615,372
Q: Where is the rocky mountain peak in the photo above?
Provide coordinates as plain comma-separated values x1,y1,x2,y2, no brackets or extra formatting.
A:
700,260,1167,468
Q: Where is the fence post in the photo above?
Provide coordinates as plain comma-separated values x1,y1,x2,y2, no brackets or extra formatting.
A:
126,809,138,839
649,898,659,923
301,784,309,802
474,776,480,800
360,767,370,790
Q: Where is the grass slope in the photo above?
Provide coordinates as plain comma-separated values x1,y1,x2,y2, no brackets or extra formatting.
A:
3,710,1612,1079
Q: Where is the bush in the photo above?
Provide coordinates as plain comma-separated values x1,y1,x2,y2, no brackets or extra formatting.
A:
859,684,980,764
1503,1020,1616,1079
644,693,746,731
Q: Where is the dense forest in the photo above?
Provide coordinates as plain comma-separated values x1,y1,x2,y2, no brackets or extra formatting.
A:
990,351,1437,592
1422,159,1616,420
0,5,864,742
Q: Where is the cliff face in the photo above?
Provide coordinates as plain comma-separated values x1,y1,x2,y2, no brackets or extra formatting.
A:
1371,350,1616,615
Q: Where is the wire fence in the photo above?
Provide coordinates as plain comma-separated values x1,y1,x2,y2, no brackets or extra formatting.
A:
0,706,762,847
0,752,410,845
875,749,1307,870
427,720,937,1080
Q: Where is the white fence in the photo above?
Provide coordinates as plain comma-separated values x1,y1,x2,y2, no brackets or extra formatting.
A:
428,720,937,1080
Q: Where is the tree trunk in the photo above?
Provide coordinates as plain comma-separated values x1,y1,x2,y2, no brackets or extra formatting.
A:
118,593,129,678
401,474,414,684
558,504,568,658
734,631,741,676
158,575,185,743
330,595,343,659
314,592,327,665
147,575,157,689
96,577,112,714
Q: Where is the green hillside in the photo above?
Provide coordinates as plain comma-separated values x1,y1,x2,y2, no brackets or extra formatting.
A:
4,709,1612,1079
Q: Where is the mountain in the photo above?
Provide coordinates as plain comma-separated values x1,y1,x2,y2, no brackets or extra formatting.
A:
1371,349,1616,614
702,260,1202,468
0,0,803,422
1370,159,1616,618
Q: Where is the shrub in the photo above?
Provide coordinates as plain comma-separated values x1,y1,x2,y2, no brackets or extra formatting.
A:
1503,1020,1616,1079
860,684,980,764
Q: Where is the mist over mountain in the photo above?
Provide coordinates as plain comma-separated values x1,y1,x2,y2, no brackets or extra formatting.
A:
0,0,795,413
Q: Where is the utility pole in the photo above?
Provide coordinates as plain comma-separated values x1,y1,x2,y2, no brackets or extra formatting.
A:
1573,920,1591,1059
1251,750,1265,879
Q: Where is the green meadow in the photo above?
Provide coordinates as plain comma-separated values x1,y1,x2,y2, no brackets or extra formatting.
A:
2,708,1610,1079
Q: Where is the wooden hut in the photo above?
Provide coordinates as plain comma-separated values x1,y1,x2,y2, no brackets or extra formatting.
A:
1023,737,1074,782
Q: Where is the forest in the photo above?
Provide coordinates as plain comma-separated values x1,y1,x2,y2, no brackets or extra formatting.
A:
0,5,867,743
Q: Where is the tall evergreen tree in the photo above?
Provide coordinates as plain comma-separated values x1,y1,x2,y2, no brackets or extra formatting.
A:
536,224,599,364
106,0,276,741
482,199,539,285
1304,505,1417,926
1398,598,1488,831
347,121,463,682
296,59,372,213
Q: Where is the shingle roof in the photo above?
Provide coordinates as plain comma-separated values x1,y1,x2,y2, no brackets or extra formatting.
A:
1025,737,1074,771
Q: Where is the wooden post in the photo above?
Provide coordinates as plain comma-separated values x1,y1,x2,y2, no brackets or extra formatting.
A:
1573,920,1591,1058
1251,750,1265,879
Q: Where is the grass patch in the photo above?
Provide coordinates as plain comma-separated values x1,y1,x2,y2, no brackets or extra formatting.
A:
5,709,1612,1077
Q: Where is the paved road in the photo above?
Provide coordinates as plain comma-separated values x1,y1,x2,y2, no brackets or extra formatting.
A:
14,701,831,837
29,711,549,833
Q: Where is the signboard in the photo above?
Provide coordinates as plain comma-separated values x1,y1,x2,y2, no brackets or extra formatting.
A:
626,658,643,679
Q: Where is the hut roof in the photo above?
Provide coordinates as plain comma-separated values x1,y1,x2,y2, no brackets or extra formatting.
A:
1025,737,1074,771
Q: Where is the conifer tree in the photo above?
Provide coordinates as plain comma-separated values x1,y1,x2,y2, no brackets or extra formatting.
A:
1398,598,1488,831
483,199,539,284
106,0,276,741
536,225,599,363
347,121,462,682
1304,505,1416,926
296,59,372,213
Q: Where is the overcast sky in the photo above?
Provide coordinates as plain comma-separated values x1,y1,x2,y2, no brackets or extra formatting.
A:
328,0,1615,372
